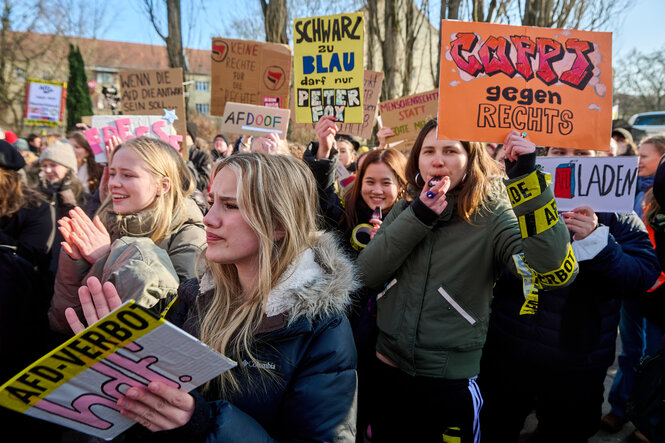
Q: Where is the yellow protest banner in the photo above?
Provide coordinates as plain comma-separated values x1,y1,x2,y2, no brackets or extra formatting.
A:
293,12,364,124
0,301,235,440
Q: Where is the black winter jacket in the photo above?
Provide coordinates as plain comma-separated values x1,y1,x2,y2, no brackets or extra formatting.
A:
128,233,358,443
485,212,660,371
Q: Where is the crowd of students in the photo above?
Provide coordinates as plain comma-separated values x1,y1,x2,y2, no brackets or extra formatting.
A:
1,117,665,443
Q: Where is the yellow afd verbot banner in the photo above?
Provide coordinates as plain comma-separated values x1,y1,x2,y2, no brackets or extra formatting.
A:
293,12,364,124
0,301,235,440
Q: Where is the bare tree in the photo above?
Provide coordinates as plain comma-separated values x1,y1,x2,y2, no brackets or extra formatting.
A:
463,0,632,30
142,0,187,70
614,47,665,120
366,0,434,100
260,0,288,44
433,0,461,86
0,0,69,132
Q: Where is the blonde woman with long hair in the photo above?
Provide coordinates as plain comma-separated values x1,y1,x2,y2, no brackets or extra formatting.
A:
49,137,206,335
65,153,359,442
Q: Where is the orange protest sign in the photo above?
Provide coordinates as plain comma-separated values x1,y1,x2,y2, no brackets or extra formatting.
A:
438,21,612,150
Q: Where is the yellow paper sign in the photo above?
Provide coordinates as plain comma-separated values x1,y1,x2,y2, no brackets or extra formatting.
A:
293,12,365,124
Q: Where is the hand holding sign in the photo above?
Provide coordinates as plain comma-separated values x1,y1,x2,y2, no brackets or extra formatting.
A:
117,381,195,432
251,132,281,154
562,205,598,240
67,276,196,433
99,136,122,202
315,116,338,159
503,130,536,162
377,126,395,150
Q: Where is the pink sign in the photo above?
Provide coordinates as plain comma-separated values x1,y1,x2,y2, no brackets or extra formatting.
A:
84,115,182,162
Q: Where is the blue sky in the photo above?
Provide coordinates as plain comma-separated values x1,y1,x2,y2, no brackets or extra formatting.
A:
101,0,664,58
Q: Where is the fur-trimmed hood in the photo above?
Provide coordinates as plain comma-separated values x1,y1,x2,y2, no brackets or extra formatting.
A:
199,231,359,323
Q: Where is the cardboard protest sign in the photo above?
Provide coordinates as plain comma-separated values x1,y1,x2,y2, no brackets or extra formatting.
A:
336,70,382,138
293,12,364,124
292,70,383,140
438,21,612,150
84,115,180,163
24,78,67,127
221,102,290,139
536,156,638,212
118,68,186,152
211,37,291,115
379,89,439,149
0,301,235,440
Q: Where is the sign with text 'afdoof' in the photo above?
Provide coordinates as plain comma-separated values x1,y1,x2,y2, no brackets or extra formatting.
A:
221,102,290,139
535,156,638,212
0,301,235,440
438,21,612,150
293,12,364,124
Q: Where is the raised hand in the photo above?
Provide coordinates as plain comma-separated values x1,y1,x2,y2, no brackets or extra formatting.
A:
58,217,82,260
251,133,281,155
315,116,338,159
65,276,123,334
100,136,122,202
502,130,536,162
377,126,395,150
65,206,111,264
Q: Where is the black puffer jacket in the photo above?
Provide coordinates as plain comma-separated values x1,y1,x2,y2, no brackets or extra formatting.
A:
302,141,345,233
485,212,660,371
130,233,358,443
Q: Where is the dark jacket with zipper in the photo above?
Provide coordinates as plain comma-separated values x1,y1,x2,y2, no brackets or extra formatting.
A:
486,211,660,371
128,232,359,443
357,154,577,379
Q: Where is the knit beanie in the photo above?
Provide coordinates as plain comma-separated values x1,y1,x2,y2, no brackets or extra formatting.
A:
0,140,26,170
14,138,30,152
40,138,78,173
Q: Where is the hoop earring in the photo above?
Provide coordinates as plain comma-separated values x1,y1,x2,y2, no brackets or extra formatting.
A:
415,172,425,187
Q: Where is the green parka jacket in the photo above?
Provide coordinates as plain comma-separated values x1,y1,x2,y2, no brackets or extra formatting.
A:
357,168,577,379
48,198,205,335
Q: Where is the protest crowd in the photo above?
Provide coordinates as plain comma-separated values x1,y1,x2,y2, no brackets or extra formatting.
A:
2,11,665,443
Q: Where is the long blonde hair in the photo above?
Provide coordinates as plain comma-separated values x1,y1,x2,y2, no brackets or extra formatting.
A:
198,153,320,395
97,137,195,243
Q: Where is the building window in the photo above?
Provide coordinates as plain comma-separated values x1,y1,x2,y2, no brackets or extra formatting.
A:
195,81,210,92
96,71,114,85
196,104,210,114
